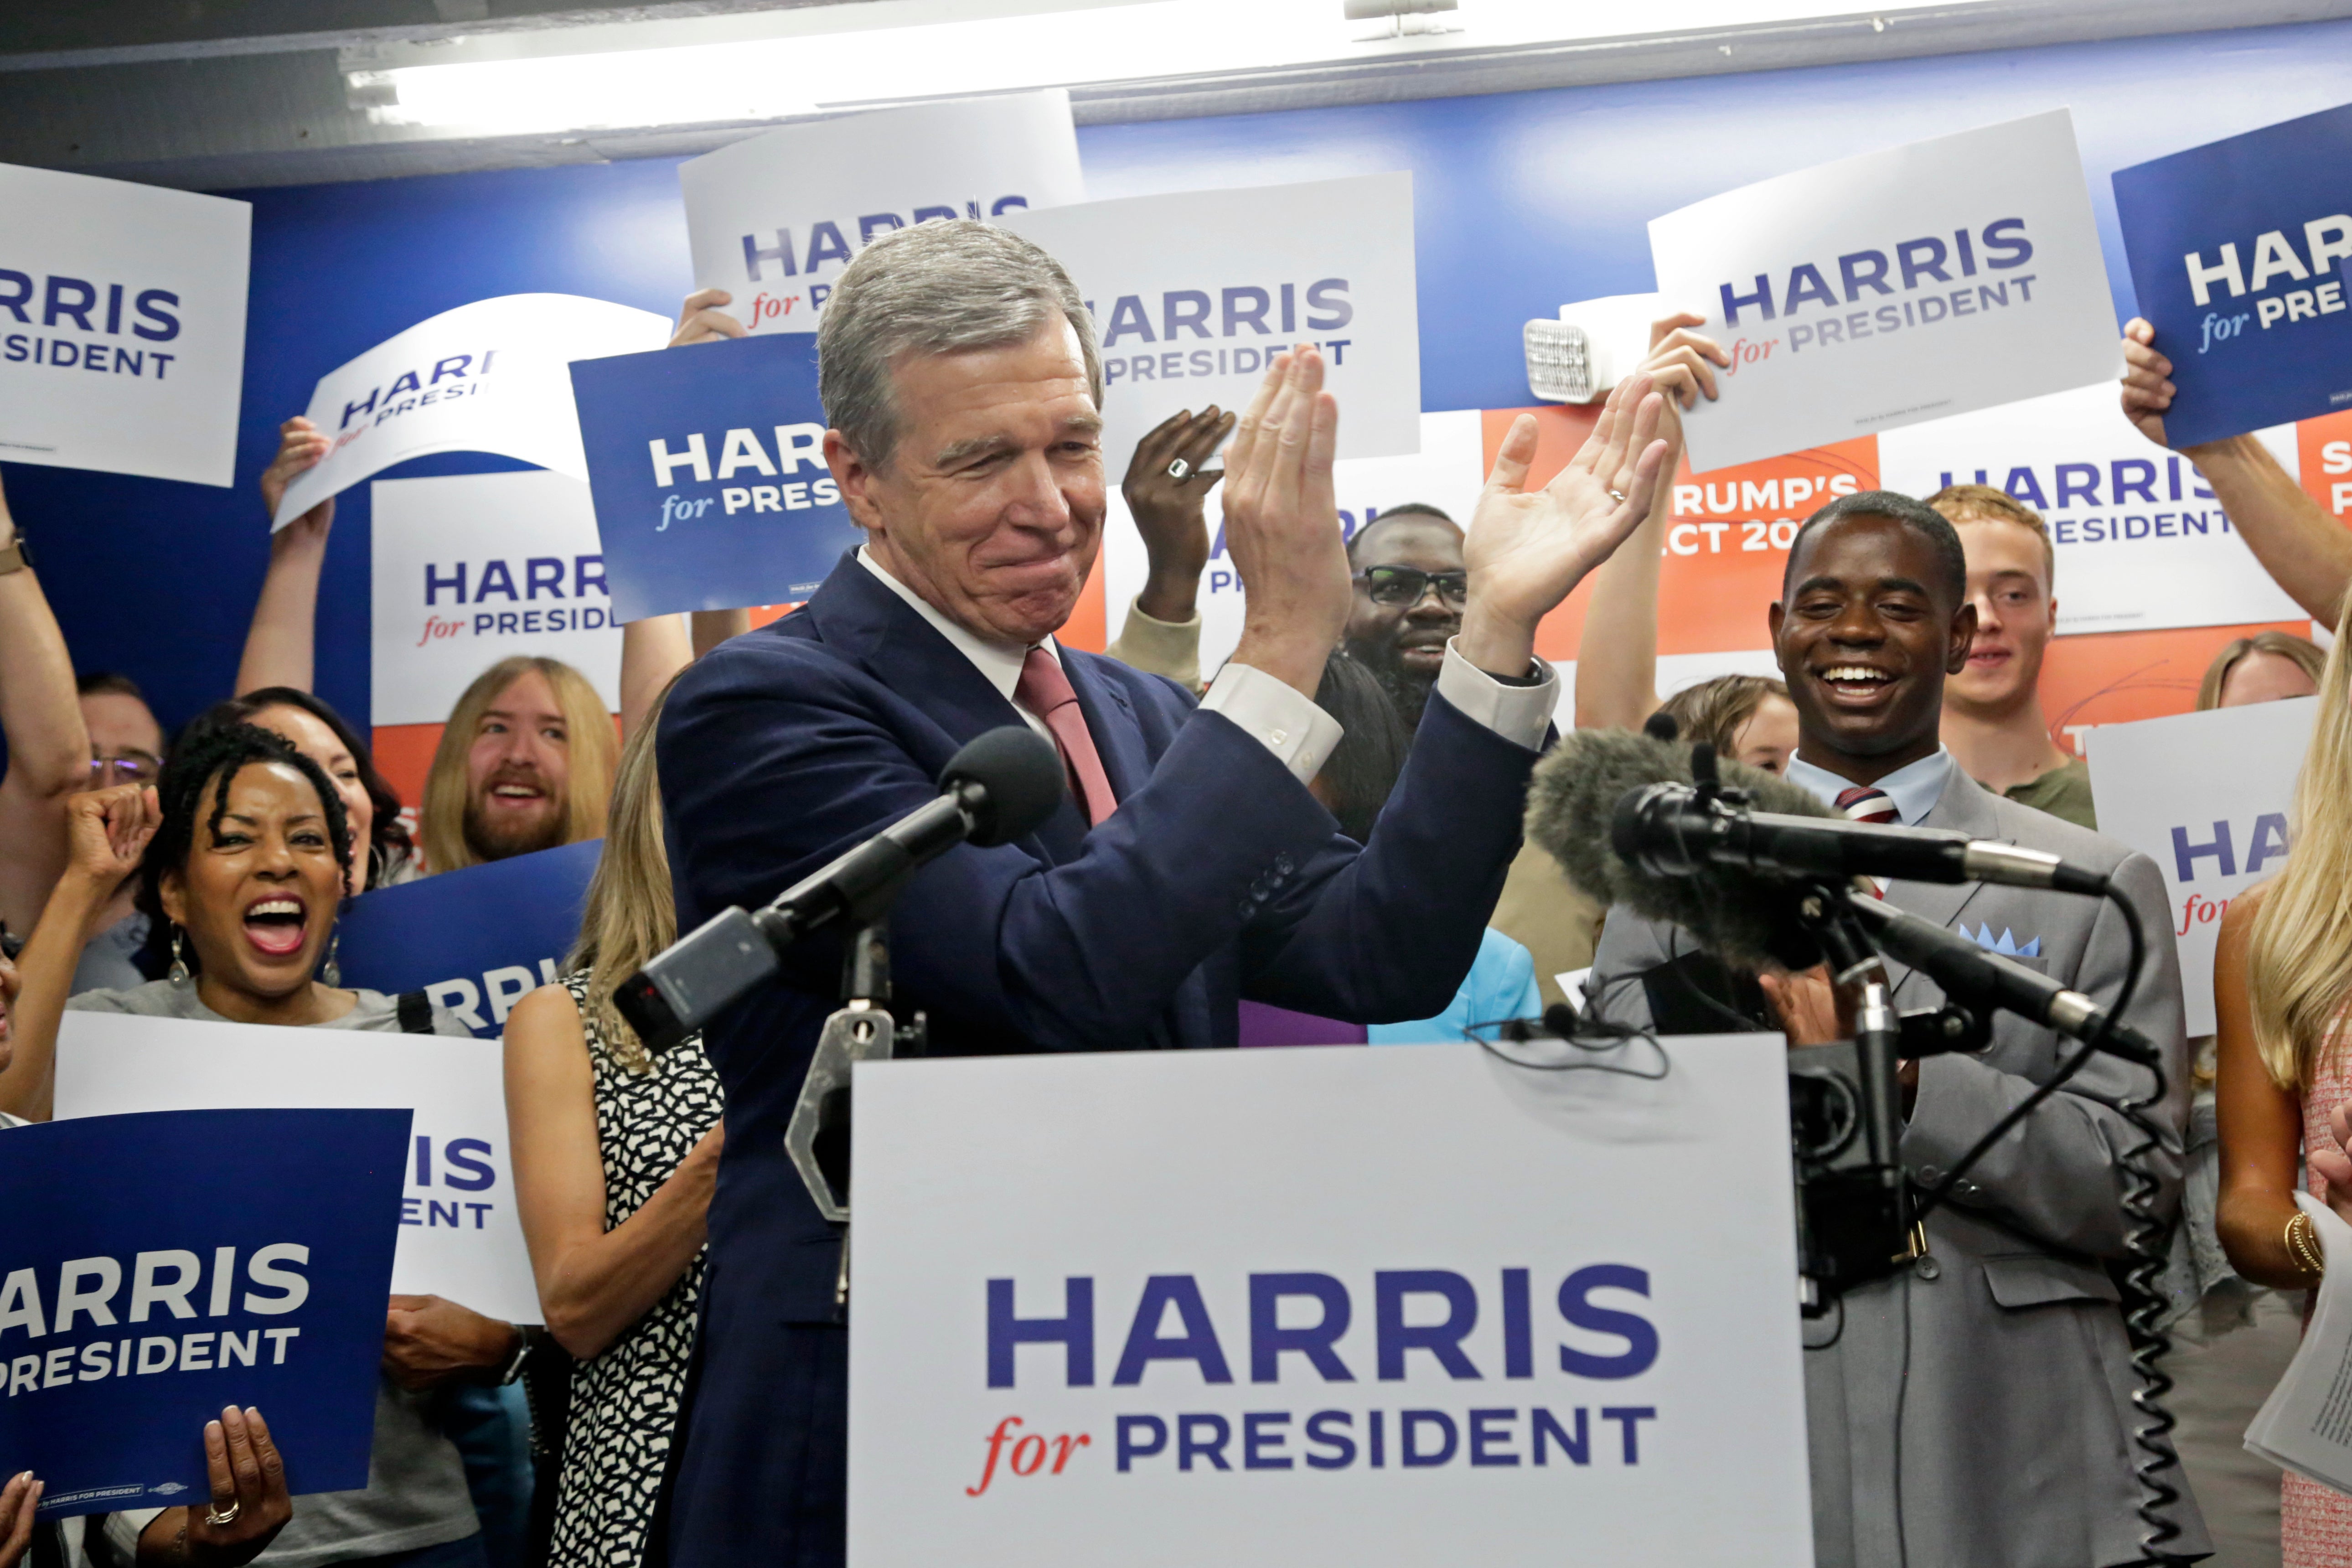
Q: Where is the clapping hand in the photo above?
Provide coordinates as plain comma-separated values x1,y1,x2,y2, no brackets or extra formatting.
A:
1219,347,1348,697
1458,373,1670,675
259,417,334,538
671,289,747,347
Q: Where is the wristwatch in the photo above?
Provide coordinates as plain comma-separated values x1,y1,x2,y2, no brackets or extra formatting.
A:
498,1323,547,1384
0,531,30,576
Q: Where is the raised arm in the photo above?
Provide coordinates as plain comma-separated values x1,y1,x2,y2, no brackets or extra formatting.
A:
504,984,720,1359
1101,407,1234,688
2121,318,2352,625
235,419,335,696
1572,315,1716,730
0,472,91,937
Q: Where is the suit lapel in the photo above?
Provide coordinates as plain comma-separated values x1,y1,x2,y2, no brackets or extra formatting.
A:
1884,767,2005,1005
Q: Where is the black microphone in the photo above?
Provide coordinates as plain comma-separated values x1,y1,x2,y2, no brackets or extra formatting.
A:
614,726,1066,1052
1843,893,2161,1067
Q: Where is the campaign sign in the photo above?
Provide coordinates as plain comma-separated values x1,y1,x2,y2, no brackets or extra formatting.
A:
1649,110,2118,471
1876,383,2305,633
849,1039,1812,1567
2112,103,2352,447
371,471,623,728
335,840,599,1038
0,1108,405,1515
679,90,1083,335
2085,697,2317,1035
273,294,670,528
55,1013,540,1325
0,162,250,486
570,332,858,621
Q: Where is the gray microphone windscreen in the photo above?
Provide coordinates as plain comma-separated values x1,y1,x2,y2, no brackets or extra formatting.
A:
941,726,1066,847
1525,728,1834,972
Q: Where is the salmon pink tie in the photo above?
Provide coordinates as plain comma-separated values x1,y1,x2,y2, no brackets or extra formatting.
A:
1016,647,1117,826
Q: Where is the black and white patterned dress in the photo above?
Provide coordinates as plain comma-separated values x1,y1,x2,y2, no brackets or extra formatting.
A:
548,972,724,1567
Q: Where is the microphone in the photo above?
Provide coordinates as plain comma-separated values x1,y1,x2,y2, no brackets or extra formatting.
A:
1612,782,2109,897
1843,893,2161,1068
615,726,1066,1052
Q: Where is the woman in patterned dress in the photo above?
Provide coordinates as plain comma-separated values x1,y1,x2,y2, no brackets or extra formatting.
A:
506,684,723,1566
2216,596,2352,1565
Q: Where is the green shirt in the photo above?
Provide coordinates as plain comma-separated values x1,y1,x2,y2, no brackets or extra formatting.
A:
1999,758,2097,831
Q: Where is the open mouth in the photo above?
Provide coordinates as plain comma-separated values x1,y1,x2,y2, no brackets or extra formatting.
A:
242,895,309,957
1815,663,1898,704
487,781,547,809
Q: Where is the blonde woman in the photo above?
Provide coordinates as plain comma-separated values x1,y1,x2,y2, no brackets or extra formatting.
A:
503,683,723,1566
2216,599,2352,1565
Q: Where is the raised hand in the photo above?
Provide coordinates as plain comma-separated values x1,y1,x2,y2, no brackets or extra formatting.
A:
1122,406,1237,623
2119,318,2177,450
672,289,747,347
259,416,333,536
1220,347,1348,697
1459,373,1670,676
61,783,159,890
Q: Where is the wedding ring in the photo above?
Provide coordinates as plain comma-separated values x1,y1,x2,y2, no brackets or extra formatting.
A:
1607,488,1627,504
1166,458,1192,481
205,1499,241,1527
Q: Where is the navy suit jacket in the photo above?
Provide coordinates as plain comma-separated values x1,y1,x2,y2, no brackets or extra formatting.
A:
657,553,1542,1564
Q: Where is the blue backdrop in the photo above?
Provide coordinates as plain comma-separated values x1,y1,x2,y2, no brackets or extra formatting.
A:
11,16,2352,744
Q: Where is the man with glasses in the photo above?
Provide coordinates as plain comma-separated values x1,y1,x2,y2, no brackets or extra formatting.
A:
1344,505,1470,725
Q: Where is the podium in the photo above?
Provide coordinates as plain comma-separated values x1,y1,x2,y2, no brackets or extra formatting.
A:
846,1036,1814,1567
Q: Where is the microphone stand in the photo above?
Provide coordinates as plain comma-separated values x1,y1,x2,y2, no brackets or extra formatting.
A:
786,914,927,1315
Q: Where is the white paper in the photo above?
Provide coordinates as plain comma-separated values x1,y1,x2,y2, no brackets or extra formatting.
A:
1876,383,2304,634
369,471,623,729
1649,110,2119,471
680,92,1083,335
0,162,250,486
273,293,670,528
2245,1192,2352,1491
53,1011,539,1325
848,1038,1812,1567
2085,697,2318,1035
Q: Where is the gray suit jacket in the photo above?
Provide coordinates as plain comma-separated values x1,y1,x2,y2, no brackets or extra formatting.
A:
1587,767,2207,1568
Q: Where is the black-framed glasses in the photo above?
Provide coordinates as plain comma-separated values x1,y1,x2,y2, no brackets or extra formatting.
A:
1357,565,1468,607
86,754,160,786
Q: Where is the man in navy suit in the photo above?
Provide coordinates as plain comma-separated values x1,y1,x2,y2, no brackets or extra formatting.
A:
655,218,1669,1564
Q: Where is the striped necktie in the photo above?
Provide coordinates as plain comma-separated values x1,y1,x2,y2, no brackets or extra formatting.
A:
1835,785,1900,826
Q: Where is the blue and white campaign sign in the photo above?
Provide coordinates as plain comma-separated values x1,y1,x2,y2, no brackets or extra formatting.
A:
2086,696,2317,1035
848,1038,1811,1567
678,91,1083,336
336,840,600,1038
55,1013,541,1325
273,293,670,528
1649,111,2118,471
570,332,859,620
0,161,250,487
370,472,623,728
2113,103,2352,447
0,1108,405,1515
1876,383,2305,634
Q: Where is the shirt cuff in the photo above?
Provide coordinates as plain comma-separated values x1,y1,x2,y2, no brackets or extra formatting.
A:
1433,637,1557,751
1101,596,1203,691
1201,662,1344,785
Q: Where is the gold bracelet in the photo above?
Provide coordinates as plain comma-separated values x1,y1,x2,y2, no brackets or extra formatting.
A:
2287,1211,2328,1281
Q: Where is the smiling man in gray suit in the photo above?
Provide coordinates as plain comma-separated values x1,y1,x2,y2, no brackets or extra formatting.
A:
1585,490,2204,1568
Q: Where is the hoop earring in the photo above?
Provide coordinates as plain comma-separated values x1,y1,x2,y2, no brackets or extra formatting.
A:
167,926,190,985
321,927,341,988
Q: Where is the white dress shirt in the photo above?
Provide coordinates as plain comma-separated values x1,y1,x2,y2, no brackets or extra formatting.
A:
856,546,1557,784
1783,746,1956,828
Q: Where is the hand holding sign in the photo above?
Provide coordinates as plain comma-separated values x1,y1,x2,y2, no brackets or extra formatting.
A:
1462,373,1670,676
2118,318,2184,450
670,289,747,349
160,1404,294,1564
1220,348,1348,696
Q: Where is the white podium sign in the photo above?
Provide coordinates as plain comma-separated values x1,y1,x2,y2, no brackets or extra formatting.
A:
53,1010,539,1325
848,1039,1813,1567
2086,697,2318,1035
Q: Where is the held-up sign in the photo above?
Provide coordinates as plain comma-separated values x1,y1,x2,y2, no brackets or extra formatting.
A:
1875,383,2304,634
0,161,250,486
335,841,601,1039
55,1013,541,1325
2085,697,2318,1035
1649,110,2118,471
0,1108,405,1515
571,332,858,621
679,91,1083,336
272,293,670,528
2113,102,2352,446
849,1040,1812,1567
370,472,622,728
